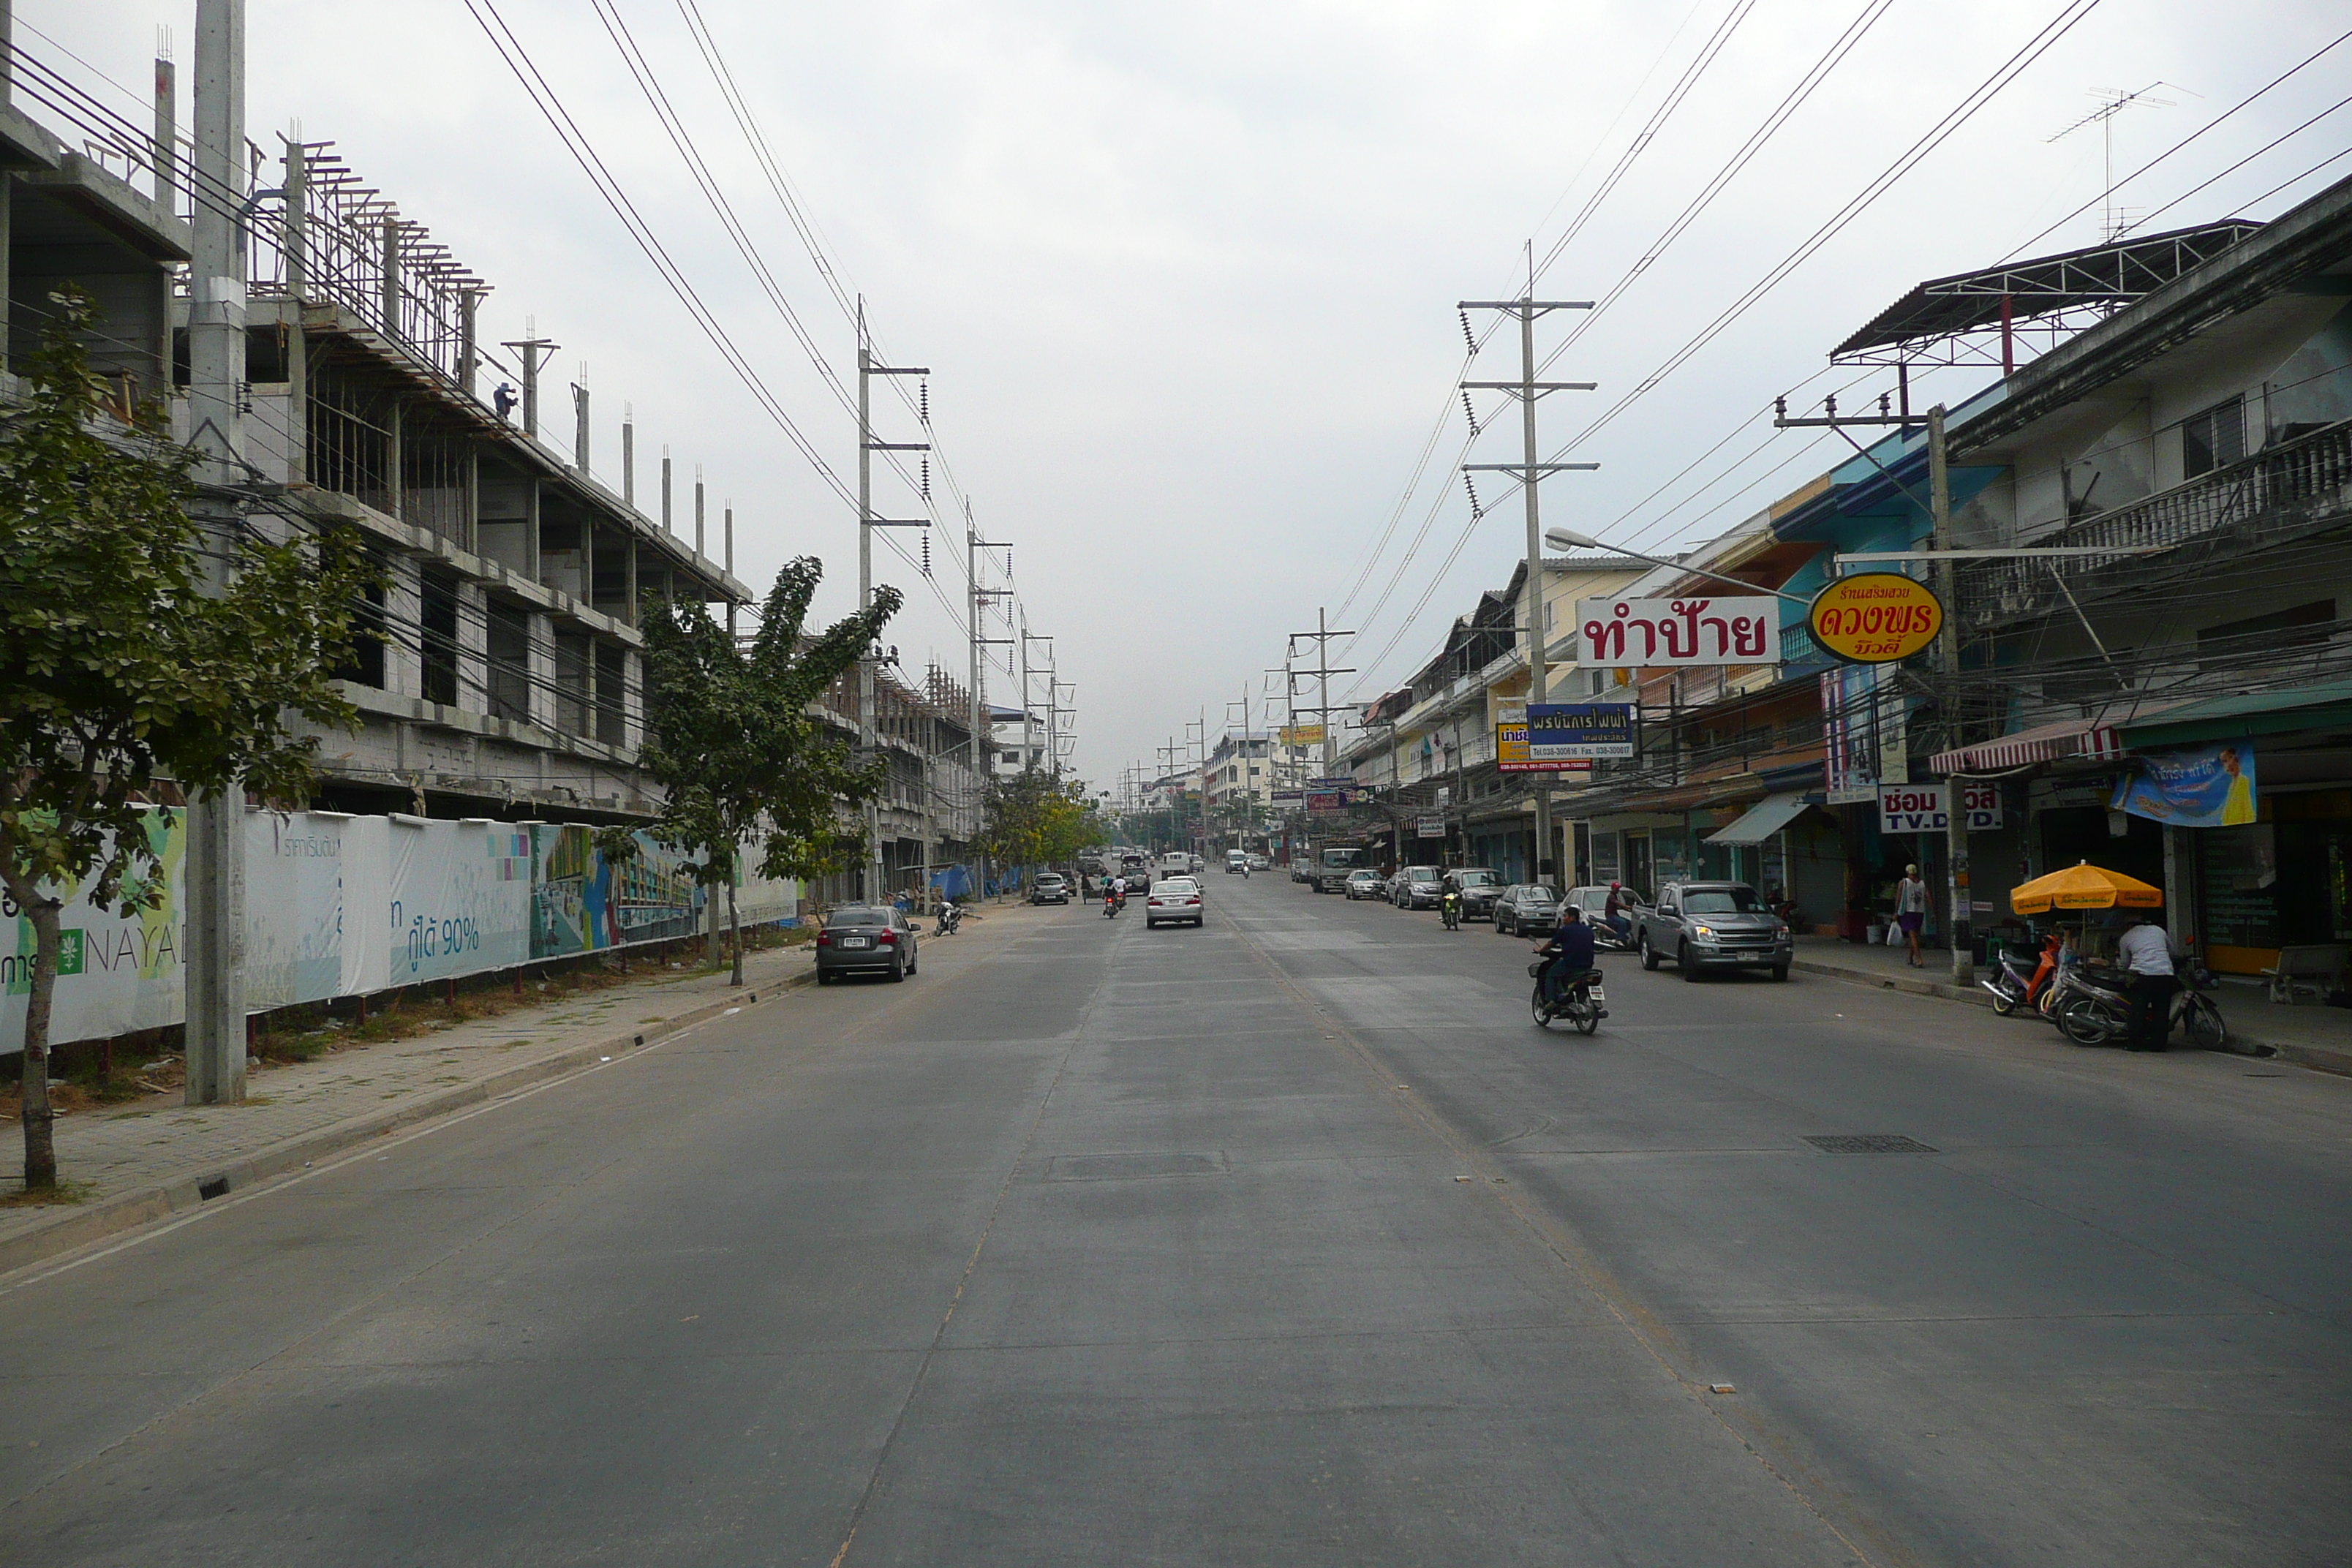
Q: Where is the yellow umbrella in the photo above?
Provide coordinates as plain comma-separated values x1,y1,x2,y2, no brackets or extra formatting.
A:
2009,860,2163,915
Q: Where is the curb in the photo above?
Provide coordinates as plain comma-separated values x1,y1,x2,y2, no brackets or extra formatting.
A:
0,968,813,1281
1793,956,2352,1073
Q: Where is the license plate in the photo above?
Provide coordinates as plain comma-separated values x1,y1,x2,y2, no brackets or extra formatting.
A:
840,936,869,949
1588,987,1606,1003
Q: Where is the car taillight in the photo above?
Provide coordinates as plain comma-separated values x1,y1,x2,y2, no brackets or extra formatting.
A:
816,932,833,946
878,929,898,944
1184,896,1200,905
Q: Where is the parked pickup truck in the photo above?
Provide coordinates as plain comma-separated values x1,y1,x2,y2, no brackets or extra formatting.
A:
1635,881,1793,981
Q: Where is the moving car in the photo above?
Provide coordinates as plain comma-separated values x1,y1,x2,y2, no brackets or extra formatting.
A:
1248,853,1270,871
1492,884,1561,937
1442,867,1507,921
1343,869,1386,900
1636,881,1793,981
1028,872,1071,905
1146,876,1205,927
814,905,920,983
1292,860,1316,883
1392,866,1444,910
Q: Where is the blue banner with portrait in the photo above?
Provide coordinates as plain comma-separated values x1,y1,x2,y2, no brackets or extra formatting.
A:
2110,742,2258,829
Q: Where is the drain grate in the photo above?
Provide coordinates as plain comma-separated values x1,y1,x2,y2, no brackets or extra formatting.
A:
1803,1134,1938,1155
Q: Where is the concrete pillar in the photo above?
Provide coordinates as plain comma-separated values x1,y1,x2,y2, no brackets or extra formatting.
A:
623,647,645,752
526,610,556,731
524,475,541,585
625,533,638,626
456,579,489,715
382,554,423,698
385,394,402,523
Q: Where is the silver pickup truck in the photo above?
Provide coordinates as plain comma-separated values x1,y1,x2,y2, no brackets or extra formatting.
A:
1635,881,1793,981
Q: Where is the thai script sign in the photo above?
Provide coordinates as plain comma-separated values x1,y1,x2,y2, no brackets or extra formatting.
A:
1416,817,1446,838
1577,596,1782,667
1279,723,1327,747
2110,743,2258,829
1879,781,2002,834
1809,573,1942,663
1527,702,1635,760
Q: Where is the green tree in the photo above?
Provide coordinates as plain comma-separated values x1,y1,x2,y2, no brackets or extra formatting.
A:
0,293,374,1190
978,770,1098,883
636,557,901,985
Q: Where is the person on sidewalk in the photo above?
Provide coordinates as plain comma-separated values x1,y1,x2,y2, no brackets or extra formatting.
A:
2117,913,2182,1052
1894,864,1929,968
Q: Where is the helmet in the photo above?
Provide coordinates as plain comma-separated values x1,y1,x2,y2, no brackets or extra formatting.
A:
1609,881,1621,889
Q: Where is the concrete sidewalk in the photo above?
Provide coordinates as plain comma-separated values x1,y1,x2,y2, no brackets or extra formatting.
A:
1791,933,2352,1075
0,943,835,1275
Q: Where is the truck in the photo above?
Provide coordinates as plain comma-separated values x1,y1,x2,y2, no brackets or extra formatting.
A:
1311,842,1371,894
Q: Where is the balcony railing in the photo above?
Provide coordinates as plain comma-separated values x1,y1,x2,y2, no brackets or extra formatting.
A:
1959,417,2352,627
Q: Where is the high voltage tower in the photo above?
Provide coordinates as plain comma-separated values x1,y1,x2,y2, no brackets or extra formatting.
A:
855,300,929,903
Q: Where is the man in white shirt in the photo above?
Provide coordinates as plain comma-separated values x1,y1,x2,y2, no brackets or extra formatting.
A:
2116,913,2180,1052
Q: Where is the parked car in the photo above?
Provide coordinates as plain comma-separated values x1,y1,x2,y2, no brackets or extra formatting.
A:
815,905,919,983
1146,876,1205,928
1343,869,1386,900
1492,884,1562,937
1028,872,1071,905
1442,867,1507,921
1636,881,1793,981
1392,866,1444,910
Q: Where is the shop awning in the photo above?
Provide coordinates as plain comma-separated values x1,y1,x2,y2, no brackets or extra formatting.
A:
1927,716,2125,774
1704,791,1812,846
2115,679,2352,748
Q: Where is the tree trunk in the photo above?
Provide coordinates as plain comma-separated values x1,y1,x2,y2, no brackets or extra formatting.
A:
706,870,721,969
728,872,743,988
18,894,62,1190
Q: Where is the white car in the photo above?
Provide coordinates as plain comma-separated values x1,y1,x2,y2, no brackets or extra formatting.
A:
1145,877,1205,927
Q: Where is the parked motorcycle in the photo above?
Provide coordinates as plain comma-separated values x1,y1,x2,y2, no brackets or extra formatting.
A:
1980,935,2061,1016
2048,959,2227,1049
1529,960,1606,1035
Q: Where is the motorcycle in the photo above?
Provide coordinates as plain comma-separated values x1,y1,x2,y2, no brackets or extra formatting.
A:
933,902,963,936
2048,958,2228,1049
1440,892,1463,931
1981,932,2062,1016
1592,908,1638,952
1104,888,1126,919
1530,960,1606,1035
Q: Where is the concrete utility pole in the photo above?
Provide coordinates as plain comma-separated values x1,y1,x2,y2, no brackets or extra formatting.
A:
969,513,1013,898
1285,610,1356,785
1929,404,1973,987
660,447,672,534
853,300,928,902
1020,630,1053,772
1460,273,1596,886
184,0,246,1106
572,368,589,473
622,406,634,508
502,320,557,440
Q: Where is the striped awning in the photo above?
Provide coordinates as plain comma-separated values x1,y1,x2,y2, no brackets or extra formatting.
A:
1927,717,2123,775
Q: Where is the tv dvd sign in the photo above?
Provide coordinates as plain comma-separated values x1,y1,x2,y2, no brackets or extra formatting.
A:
1879,781,2002,834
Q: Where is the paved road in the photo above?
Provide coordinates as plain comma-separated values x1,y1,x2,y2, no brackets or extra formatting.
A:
4,878,2347,1565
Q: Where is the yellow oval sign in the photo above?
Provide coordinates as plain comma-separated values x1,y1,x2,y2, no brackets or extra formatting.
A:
1808,572,1944,663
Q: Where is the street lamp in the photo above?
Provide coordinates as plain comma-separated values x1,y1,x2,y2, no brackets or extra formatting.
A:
1545,526,1811,605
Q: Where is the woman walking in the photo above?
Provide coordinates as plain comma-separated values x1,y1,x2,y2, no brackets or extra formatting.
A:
1895,863,1929,968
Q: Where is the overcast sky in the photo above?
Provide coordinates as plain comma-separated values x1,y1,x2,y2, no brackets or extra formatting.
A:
43,1,2352,788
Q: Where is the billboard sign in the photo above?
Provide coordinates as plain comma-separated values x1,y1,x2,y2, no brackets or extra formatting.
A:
1497,722,1591,774
1879,781,2002,834
1527,702,1635,760
2110,743,2258,828
1577,596,1782,667
1416,816,1446,838
1809,573,1943,664
1279,723,1327,747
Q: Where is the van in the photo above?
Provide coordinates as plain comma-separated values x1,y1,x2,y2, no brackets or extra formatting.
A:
1225,850,1249,874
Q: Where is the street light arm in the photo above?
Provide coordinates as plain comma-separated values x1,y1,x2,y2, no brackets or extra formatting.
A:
1544,528,1813,606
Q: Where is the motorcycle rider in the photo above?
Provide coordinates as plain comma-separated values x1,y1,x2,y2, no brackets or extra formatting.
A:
1533,905,1599,1010
1601,881,1635,946
1106,873,1128,916
1440,884,1463,930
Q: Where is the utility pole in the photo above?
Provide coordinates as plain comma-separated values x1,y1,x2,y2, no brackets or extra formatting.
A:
854,298,927,902
1928,404,1972,987
501,320,557,440
1460,273,1597,887
1286,609,1357,776
184,0,246,1106
1020,630,1052,772
969,516,1012,899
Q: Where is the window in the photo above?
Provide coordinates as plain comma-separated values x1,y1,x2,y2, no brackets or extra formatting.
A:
2182,395,2245,478
421,573,460,706
486,600,532,723
1684,887,1763,913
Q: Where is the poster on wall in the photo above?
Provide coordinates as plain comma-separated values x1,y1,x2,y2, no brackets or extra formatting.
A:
2110,743,2258,828
1576,597,1782,667
2,808,188,1051
529,824,706,957
245,812,355,1009
380,819,534,987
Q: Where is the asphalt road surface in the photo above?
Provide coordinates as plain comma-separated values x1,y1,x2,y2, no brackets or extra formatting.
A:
4,877,2348,1566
